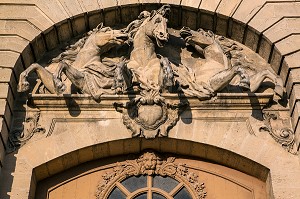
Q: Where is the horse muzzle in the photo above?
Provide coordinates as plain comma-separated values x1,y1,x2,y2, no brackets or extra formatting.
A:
155,34,169,47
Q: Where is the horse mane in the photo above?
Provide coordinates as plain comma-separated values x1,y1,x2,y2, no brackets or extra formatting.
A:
51,23,104,64
216,35,256,71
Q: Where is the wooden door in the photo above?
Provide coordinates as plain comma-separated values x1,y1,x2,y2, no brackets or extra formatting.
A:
36,152,268,199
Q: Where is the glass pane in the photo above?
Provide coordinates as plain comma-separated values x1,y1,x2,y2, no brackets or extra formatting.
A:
121,175,147,193
108,187,126,199
134,193,147,199
174,187,192,199
153,176,179,193
152,192,167,199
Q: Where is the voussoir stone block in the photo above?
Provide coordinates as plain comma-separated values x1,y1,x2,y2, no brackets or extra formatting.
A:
289,84,300,117
244,26,260,52
216,0,241,17
118,0,140,5
87,11,104,30
0,138,5,168
181,0,201,9
0,4,54,31
0,20,41,41
139,0,161,4
281,51,300,84
248,2,300,33
78,0,101,12
56,20,73,43
161,0,181,5
121,5,141,24
0,117,9,148
230,19,246,43
200,0,221,12
0,36,29,54
285,66,300,97
181,9,198,30
264,18,300,44
0,83,14,114
58,0,84,17
71,14,87,36
259,36,274,63
98,0,118,9
291,101,300,129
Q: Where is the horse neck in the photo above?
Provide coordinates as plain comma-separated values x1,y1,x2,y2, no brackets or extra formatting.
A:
72,34,100,69
130,27,157,65
204,40,229,69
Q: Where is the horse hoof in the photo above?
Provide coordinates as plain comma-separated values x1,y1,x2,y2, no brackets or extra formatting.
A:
17,81,30,92
274,77,284,98
239,82,250,91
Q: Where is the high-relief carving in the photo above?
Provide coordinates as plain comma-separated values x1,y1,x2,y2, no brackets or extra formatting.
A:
260,111,295,154
17,5,288,140
8,110,45,150
95,151,207,199
114,90,187,138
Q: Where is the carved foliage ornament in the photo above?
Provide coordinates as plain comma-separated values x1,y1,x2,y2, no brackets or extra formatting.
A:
95,151,207,199
9,110,45,150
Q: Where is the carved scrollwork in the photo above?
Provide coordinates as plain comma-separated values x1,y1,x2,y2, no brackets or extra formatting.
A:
95,151,207,199
260,111,295,153
9,111,46,150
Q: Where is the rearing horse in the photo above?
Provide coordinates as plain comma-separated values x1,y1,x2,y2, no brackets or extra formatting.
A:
18,25,129,99
127,5,171,91
180,27,284,98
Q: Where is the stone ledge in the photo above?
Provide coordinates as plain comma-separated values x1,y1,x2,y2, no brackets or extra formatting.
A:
28,93,274,111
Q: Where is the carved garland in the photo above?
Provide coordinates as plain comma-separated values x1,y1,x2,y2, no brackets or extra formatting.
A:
95,151,207,199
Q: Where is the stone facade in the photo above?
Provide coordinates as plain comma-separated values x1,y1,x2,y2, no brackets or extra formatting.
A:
0,1,300,199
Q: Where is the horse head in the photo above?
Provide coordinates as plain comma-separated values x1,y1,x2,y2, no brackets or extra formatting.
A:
145,5,171,47
180,27,215,50
95,27,128,52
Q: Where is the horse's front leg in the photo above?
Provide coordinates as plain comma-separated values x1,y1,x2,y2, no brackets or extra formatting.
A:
249,70,283,98
209,65,250,92
54,61,84,92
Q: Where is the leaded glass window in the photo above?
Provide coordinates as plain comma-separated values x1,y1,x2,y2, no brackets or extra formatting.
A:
108,175,193,199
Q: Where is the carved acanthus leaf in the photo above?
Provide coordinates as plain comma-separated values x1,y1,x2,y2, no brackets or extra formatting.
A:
8,110,45,151
260,111,295,154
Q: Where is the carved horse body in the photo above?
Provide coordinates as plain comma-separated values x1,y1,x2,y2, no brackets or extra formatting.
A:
126,5,171,91
18,25,128,99
180,27,284,98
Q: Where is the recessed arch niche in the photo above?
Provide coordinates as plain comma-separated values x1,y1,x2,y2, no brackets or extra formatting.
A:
33,140,271,199
1,2,300,199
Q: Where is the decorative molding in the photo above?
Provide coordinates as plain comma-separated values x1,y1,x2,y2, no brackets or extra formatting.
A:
95,151,207,199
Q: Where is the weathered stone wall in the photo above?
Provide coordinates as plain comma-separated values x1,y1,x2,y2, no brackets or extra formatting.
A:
0,1,300,198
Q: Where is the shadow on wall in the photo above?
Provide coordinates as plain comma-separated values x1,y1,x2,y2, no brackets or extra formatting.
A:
0,151,17,199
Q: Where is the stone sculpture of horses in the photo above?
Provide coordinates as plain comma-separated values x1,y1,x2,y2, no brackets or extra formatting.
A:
180,27,284,98
18,24,129,99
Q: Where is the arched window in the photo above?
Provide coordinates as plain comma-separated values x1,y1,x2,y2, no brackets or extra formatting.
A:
96,151,206,199
108,175,193,199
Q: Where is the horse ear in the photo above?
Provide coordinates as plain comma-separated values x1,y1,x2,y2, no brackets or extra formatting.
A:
150,10,156,18
207,30,214,37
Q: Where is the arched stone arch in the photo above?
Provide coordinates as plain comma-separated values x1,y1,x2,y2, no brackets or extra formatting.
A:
7,137,276,198
0,1,300,199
